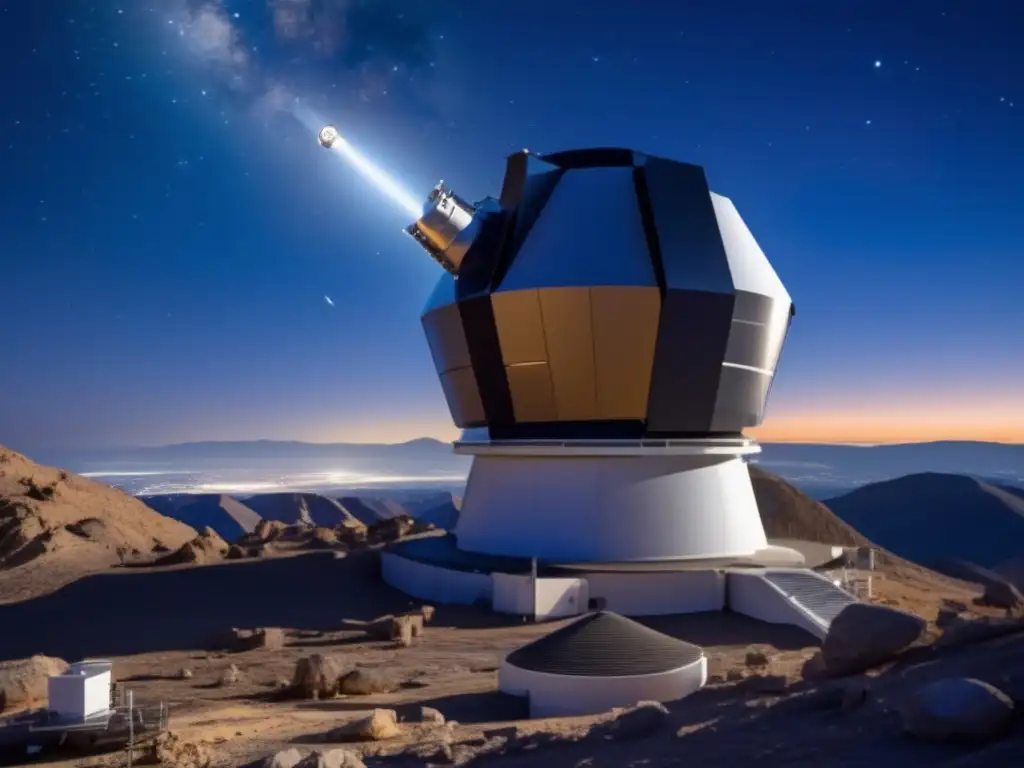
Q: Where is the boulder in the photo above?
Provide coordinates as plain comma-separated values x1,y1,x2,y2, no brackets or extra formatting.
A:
230,627,285,651
935,615,1024,650
901,678,1014,742
263,748,303,768
0,655,68,712
420,706,445,725
328,709,402,741
295,750,366,768
820,603,926,676
602,701,669,741
254,519,287,542
292,654,348,699
406,613,425,638
977,579,1024,611
307,527,338,549
394,616,415,647
178,668,193,680
145,732,212,768
419,605,436,623
225,544,246,560
744,650,769,667
339,668,396,695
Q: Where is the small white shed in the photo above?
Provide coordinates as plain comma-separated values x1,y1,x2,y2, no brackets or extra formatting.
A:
48,660,113,720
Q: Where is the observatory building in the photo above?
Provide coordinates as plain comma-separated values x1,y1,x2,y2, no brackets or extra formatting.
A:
367,145,862,711
407,147,794,564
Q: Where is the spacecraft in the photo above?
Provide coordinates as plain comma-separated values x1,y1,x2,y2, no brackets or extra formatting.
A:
318,124,340,149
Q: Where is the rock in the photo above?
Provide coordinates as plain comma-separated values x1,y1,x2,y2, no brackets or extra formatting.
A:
292,654,348,699
935,615,1024,650
406,613,425,638
146,732,212,768
254,519,287,542
264,748,304,768
725,669,745,682
0,655,68,712
218,664,242,686
178,668,193,680
328,709,402,741
295,750,366,768
820,603,926,676
745,650,769,667
420,706,445,725
225,627,286,651
420,605,436,623
977,579,1024,611
339,668,396,695
901,678,1014,742
225,544,246,560
393,616,415,647
307,527,338,549
604,701,669,741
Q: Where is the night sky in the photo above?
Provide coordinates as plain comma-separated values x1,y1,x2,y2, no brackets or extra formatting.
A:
1,0,1021,454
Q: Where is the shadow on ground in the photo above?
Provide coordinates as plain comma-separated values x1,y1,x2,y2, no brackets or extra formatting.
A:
0,552,416,661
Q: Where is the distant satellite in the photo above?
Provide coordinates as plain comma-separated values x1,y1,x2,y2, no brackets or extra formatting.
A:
324,295,334,307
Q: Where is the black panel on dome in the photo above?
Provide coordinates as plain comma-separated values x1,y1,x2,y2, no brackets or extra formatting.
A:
647,289,736,433
505,612,703,676
493,155,565,289
454,208,512,300
640,158,734,296
540,147,637,169
457,296,515,428
499,151,561,210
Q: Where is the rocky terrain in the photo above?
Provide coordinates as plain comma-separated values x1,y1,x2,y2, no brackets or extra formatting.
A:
0,446,197,604
1,447,1023,767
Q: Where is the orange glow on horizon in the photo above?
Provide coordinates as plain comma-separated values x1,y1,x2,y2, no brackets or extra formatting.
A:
309,412,1023,446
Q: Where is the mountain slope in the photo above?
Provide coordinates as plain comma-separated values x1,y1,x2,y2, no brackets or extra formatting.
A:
823,472,1024,568
241,493,364,529
140,494,261,542
0,445,197,602
749,465,870,547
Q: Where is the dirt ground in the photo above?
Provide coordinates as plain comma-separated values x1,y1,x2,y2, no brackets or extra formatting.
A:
3,547,1020,768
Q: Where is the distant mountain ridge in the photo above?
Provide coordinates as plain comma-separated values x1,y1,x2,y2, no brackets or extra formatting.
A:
824,472,1024,568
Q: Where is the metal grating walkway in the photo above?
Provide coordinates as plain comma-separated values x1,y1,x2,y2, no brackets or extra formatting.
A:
764,570,857,627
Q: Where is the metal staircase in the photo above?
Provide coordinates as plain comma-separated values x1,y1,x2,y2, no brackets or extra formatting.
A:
764,569,857,628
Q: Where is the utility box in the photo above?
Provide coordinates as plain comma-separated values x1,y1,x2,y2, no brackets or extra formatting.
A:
48,660,113,721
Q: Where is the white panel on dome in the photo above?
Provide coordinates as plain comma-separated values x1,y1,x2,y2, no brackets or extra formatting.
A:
710,193,790,302
499,168,657,291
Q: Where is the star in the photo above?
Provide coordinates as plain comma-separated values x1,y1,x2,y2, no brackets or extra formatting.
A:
874,60,881,68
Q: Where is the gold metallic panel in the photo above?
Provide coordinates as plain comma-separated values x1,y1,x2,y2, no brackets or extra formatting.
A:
422,305,471,375
590,286,661,419
506,362,558,422
538,287,598,421
491,289,548,366
439,366,485,427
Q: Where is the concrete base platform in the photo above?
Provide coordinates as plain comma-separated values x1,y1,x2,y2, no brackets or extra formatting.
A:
381,535,856,631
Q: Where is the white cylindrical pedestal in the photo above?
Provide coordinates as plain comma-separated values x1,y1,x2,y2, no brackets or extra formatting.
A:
453,440,768,563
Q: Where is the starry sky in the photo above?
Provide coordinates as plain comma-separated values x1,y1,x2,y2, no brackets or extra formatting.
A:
0,0,1021,455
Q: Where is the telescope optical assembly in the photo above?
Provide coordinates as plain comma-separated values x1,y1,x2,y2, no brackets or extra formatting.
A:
403,182,484,275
